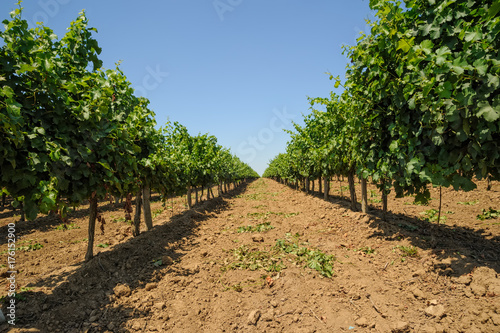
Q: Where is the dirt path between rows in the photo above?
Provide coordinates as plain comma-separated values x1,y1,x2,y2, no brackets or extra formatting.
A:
1,178,499,332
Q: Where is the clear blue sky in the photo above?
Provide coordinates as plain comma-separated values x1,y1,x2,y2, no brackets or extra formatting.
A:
1,0,375,176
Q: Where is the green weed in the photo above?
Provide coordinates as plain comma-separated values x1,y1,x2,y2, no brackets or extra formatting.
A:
355,246,376,254
55,223,80,231
476,208,499,220
275,235,335,278
457,200,479,205
152,208,163,219
398,223,419,232
221,245,285,273
420,209,447,223
396,245,419,257
237,222,275,233
17,240,43,252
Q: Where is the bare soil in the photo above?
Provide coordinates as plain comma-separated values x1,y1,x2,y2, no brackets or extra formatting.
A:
1,178,499,332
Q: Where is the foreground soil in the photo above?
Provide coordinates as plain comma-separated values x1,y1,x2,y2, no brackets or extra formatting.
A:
1,178,499,332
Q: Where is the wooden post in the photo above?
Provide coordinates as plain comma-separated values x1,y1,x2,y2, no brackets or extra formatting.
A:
381,179,388,221
324,177,329,200
187,186,192,209
361,177,368,214
142,183,153,230
85,193,98,261
133,189,142,237
437,186,442,224
348,171,357,211
19,202,25,222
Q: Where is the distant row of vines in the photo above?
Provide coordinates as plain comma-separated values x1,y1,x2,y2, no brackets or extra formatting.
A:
264,0,499,220
0,3,259,261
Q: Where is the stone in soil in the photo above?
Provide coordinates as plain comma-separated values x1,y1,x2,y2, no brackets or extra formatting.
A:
145,282,158,291
355,317,368,327
392,321,410,332
252,234,264,242
162,255,174,265
113,284,131,298
247,310,261,325
425,304,446,318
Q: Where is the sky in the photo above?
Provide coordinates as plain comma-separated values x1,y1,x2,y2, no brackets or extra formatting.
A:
0,0,375,176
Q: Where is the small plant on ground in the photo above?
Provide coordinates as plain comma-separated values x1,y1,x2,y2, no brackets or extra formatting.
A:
396,245,419,258
420,209,447,223
247,211,299,220
97,243,110,248
71,238,88,244
275,234,335,278
55,223,80,231
252,205,268,209
369,190,382,203
17,240,43,252
457,200,479,205
237,222,275,233
476,208,499,220
405,197,432,206
247,212,269,219
222,245,285,273
355,246,376,254
152,208,163,219
398,223,419,232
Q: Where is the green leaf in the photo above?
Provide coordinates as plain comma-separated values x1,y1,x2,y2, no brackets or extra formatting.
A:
432,134,444,146
487,2,500,19
477,102,500,122
407,157,422,173
16,63,36,74
408,96,416,110
450,58,467,75
98,161,112,170
397,37,414,53
420,39,434,55
464,31,481,42
389,140,398,152
439,81,453,99
487,74,500,89
435,46,451,65
473,59,488,76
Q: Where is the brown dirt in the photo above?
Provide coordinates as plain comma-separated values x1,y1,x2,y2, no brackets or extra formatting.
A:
1,178,499,333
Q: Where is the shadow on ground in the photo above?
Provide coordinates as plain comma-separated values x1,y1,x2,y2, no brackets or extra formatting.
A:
280,180,500,277
3,181,254,332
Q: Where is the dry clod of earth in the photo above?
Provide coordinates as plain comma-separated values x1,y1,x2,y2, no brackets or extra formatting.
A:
392,321,410,332
252,234,265,242
247,309,261,325
162,255,174,265
145,282,158,291
113,284,131,298
425,303,446,318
